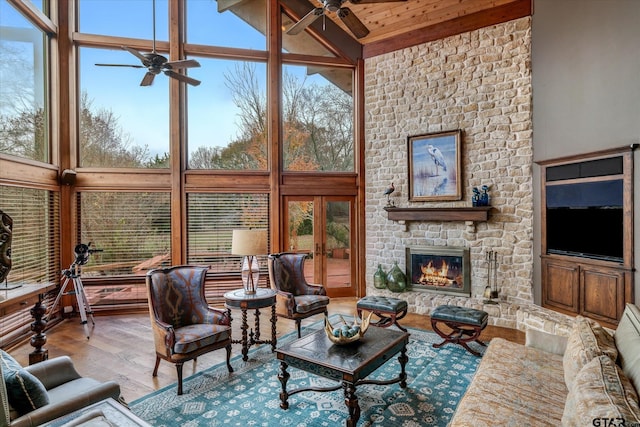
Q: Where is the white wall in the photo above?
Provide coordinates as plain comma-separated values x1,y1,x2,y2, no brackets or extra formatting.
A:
531,0,640,304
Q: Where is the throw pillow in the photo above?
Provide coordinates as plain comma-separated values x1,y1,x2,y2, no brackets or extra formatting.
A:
563,316,617,390
525,329,568,355
562,355,640,426
614,304,640,396
0,350,49,415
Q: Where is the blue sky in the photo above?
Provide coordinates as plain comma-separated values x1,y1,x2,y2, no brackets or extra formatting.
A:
79,0,266,157
1,0,338,158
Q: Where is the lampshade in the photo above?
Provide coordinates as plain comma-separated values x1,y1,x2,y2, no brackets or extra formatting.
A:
231,229,267,256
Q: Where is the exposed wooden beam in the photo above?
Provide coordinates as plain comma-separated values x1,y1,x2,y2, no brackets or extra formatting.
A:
281,0,362,62
363,0,532,58
217,0,248,13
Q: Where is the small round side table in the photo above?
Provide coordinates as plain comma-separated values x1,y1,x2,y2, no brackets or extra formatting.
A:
224,288,277,361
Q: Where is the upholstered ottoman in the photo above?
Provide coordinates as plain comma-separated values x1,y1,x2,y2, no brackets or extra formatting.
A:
356,295,408,331
430,305,488,356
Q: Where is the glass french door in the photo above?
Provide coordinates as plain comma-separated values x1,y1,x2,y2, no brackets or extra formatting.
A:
284,196,356,297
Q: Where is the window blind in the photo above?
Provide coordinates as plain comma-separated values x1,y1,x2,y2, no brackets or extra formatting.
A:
187,193,269,274
78,191,171,276
0,185,60,347
0,185,60,286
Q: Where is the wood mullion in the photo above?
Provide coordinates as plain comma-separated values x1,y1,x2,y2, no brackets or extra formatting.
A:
169,0,185,265
0,158,58,187
7,0,57,34
72,33,164,52
268,0,282,253
57,0,76,270
183,43,268,62
355,58,366,297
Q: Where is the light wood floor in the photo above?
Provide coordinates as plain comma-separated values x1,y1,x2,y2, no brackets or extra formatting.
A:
10,297,524,404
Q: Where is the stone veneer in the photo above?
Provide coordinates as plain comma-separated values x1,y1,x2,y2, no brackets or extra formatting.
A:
364,17,572,334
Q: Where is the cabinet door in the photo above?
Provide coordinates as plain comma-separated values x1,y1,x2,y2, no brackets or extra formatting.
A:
542,258,579,314
580,265,626,325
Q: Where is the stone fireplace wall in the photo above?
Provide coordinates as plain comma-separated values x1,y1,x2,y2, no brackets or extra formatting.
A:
363,17,564,331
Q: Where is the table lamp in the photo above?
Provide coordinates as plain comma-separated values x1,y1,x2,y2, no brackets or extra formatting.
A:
231,229,267,295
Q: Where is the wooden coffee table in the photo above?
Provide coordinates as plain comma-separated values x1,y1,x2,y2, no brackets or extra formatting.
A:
276,325,409,427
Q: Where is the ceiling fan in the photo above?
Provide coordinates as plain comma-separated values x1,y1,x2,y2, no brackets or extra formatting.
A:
95,0,200,87
287,0,406,39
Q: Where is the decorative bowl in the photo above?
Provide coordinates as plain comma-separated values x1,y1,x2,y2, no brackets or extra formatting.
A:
324,312,373,345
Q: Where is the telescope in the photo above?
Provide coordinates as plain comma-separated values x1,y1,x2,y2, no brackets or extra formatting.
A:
73,242,103,266
50,242,103,339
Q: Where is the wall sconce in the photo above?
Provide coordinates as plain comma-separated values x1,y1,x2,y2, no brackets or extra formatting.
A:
231,229,267,295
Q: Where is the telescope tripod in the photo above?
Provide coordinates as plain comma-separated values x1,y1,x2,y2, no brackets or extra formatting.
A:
49,265,95,339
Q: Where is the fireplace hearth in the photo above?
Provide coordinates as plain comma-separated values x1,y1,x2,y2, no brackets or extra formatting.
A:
406,246,471,296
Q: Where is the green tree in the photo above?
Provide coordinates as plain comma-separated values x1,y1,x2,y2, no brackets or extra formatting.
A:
193,63,354,171
79,93,150,167
0,107,46,161
146,152,170,168
0,40,47,162
281,69,354,172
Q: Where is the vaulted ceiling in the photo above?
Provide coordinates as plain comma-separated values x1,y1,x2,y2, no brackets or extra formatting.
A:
283,0,532,58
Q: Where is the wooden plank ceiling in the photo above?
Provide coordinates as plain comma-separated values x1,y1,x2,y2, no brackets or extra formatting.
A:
284,0,532,58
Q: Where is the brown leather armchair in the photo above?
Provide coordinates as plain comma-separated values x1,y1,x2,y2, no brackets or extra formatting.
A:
267,253,330,338
146,265,233,395
0,355,121,427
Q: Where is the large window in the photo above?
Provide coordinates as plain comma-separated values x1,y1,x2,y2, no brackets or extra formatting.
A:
0,0,49,162
78,47,170,168
77,191,170,307
0,0,360,343
0,185,60,286
282,64,354,172
78,192,171,277
187,59,268,170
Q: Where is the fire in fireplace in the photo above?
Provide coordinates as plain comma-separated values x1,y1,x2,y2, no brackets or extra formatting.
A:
406,246,471,296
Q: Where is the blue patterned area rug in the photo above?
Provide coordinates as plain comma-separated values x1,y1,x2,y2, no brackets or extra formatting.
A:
130,318,485,427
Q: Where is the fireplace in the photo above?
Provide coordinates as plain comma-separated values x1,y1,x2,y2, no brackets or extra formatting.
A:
406,246,471,296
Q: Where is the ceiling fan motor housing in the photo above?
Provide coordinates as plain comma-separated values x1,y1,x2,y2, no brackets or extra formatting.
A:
144,53,168,71
325,0,343,12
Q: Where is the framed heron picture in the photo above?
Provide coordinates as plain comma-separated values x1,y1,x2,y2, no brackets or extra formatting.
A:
407,130,462,201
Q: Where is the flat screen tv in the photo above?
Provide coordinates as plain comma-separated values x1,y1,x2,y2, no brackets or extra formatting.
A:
545,179,624,262
546,206,623,262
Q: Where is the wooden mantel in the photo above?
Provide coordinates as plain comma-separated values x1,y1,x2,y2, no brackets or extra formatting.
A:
383,206,491,222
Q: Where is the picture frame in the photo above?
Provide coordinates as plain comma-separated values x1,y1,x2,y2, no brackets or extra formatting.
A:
407,130,462,201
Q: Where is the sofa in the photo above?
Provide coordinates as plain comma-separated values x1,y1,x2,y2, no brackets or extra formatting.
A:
450,303,640,426
1,352,122,427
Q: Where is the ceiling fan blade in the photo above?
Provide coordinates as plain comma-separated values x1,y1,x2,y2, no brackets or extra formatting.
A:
164,59,201,69
338,7,370,39
286,7,324,35
122,46,148,63
350,0,407,3
164,70,201,86
140,72,156,86
95,63,146,68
